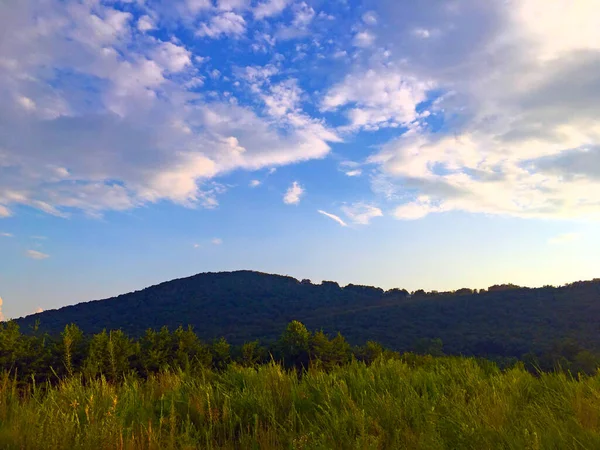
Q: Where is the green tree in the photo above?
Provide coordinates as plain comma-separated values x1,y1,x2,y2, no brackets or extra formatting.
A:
279,321,311,369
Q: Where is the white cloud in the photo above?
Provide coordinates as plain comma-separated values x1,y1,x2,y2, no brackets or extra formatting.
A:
254,0,291,20
275,2,315,40
211,237,223,245
152,42,191,72
318,11,335,21
322,68,431,131
193,243,201,248
0,0,339,219
412,28,431,39
137,15,155,32
548,232,581,245
352,31,375,48
341,202,383,225
186,0,212,14
318,210,347,227
345,169,362,177
197,12,246,38
356,0,600,220
362,11,377,25
249,179,261,187
0,232,13,237
217,0,249,11
283,181,304,204
18,96,36,111
26,250,50,260
393,196,442,220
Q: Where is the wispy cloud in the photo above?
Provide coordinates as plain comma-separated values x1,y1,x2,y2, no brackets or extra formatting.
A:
342,203,383,225
26,250,49,260
0,232,13,237
249,179,261,187
253,0,291,20
283,181,304,205
318,210,347,227
548,232,581,245
211,238,223,245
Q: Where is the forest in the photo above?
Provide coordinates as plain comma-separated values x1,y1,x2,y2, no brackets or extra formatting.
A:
1,320,600,449
13,271,600,361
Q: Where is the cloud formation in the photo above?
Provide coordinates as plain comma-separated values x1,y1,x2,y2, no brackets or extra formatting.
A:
341,203,383,225
283,181,304,205
26,250,50,260
318,210,347,227
0,0,338,219
0,0,598,224
362,0,600,220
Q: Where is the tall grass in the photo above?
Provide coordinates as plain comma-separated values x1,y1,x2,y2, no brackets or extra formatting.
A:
0,357,599,449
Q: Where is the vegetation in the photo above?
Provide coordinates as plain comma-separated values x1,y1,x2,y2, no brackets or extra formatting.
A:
1,321,600,449
14,271,600,362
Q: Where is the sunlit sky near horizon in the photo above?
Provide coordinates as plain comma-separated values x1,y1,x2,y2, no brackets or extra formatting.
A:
1,0,600,320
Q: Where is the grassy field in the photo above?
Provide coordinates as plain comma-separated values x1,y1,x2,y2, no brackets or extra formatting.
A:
1,356,599,449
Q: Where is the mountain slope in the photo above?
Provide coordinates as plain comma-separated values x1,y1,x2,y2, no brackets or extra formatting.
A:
14,271,600,357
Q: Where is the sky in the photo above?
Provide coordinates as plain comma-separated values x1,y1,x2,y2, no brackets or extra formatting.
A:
1,0,600,320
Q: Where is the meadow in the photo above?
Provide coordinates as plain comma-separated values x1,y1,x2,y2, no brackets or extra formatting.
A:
1,356,599,449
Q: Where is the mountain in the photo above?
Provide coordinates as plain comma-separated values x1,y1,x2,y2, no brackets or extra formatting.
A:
14,271,600,358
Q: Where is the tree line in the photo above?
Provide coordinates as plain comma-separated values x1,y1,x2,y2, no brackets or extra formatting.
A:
0,320,395,384
2,319,599,387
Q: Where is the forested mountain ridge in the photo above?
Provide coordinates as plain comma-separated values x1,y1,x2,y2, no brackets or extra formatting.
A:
13,270,600,358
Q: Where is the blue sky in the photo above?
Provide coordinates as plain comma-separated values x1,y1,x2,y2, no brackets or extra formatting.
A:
1,0,600,320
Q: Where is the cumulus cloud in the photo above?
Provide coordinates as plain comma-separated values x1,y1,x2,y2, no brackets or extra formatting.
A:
322,68,431,131
137,15,155,32
352,0,600,220
217,0,249,11
0,0,339,219
318,210,347,227
341,202,383,225
352,31,375,48
151,42,191,73
186,0,212,14
197,12,246,38
275,2,315,40
26,250,50,260
283,181,304,204
548,232,581,245
253,0,291,20
0,205,11,217
362,11,378,25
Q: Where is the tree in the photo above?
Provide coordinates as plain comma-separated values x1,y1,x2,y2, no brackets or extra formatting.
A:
279,321,310,369
61,324,85,377
239,340,266,367
211,337,231,370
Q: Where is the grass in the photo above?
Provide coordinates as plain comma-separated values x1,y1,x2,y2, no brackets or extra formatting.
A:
0,356,599,449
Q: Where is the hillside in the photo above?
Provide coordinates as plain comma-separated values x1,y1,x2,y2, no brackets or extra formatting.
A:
14,270,600,358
